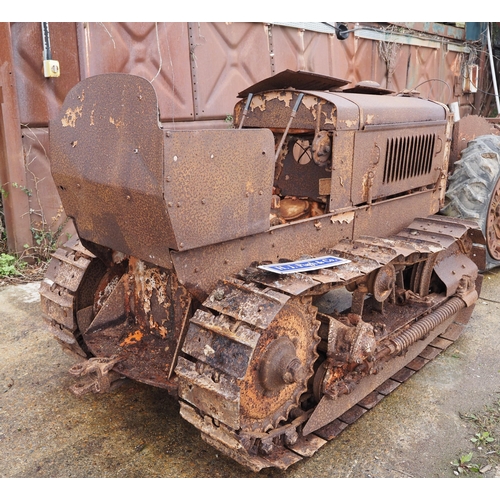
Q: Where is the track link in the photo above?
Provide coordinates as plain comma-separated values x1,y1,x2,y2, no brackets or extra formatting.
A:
175,216,482,471
39,235,97,359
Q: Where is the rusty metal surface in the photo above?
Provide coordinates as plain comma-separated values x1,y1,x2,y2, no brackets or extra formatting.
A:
81,258,191,392
178,295,320,436
186,23,273,120
234,91,354,132
2,21,495,254
171,212,354,302
10,22,80,126
78,22,195,123
350,123,446,205
163,128,275,250
237,70,350,98
8,21,493,474
50,73,176,267
174,214,480,471
353,190,440,240
450,115,500,169
486,175,500,260
202,278,289,329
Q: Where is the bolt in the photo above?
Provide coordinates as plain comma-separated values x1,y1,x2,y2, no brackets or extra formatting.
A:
283,358,302,384
284,428,299,446
260,439,273,456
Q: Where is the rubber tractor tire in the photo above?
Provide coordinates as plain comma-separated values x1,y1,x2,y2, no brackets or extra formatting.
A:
441,134,500,270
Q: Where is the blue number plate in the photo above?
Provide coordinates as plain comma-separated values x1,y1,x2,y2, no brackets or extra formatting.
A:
258,255,350,275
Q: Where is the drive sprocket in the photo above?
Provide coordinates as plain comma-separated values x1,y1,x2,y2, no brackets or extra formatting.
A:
237,296,320,433
176,288,320,439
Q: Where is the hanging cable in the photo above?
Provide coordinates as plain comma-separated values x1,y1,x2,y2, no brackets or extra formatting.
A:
487,23,500,116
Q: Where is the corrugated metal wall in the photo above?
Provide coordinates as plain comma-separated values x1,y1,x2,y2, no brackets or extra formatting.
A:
0,21,489,253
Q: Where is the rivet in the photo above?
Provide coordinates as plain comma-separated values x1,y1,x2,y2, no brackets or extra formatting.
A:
201,199,206,204
180,243,184,248
126,195,131,200
133,148,139,154
177,202,181,207
76,183,81,188
166,176,171,182
173,155,178,162
259,190,263,195
210,154,214,159
167,202,173,207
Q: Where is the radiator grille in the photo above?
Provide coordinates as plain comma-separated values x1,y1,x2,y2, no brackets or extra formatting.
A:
383,134,436,184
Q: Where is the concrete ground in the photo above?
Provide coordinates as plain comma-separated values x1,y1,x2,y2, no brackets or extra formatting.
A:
1,269,500,481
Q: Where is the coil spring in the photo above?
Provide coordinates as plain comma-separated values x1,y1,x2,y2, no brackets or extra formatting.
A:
390,296,465,354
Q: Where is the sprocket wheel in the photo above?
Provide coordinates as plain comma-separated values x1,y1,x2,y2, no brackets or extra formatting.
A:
237,296,320,434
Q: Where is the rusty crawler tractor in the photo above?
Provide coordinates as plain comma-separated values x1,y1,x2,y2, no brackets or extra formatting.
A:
41,71,492,471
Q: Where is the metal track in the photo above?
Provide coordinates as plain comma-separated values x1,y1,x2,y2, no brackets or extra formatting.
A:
39,217,482,471
39,235,96,359
179,322,466,472
175,215,481,471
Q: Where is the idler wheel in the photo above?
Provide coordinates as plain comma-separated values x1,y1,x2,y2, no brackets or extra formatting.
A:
368,264,396,302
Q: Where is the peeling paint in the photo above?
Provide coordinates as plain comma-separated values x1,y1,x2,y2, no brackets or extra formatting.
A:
249,95,267,112
204,344,215,356
302,95,320,112
120,329,144,346
109,116,124,128
61,105,83,128
276,92,293,108
324,109,336,126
